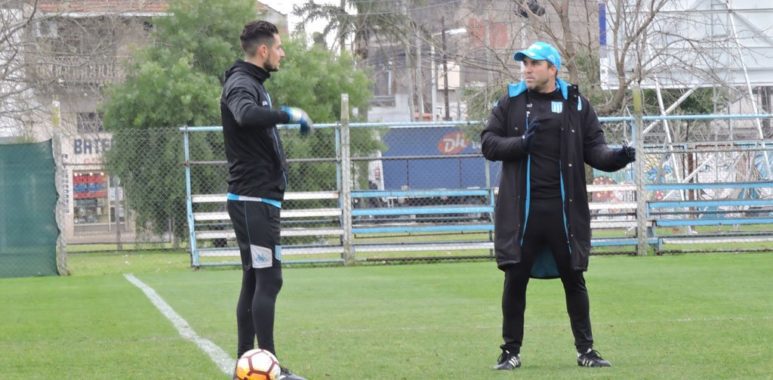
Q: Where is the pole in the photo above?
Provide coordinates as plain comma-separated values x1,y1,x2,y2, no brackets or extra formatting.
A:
416,31,425,119
442,16,451,121
430,44,437,121
725,0,772,177
403,0,415,120
338,0,346,55
183,125,198,266
485,3,492,105
113,176,122,250
632,84,648,256
405,39,416,120
340,94,354,264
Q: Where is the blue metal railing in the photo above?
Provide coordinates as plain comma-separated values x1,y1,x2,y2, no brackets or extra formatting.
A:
182,114,773,266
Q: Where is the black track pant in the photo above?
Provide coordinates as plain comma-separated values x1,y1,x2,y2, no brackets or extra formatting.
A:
501,197,593,354
228,200,284,358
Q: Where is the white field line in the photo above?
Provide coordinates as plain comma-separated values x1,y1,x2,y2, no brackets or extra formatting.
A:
124,273,234,376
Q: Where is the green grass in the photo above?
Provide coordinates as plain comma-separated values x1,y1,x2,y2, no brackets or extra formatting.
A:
2,252,772,379
0,273,223,379
66,250,193,276
67,242,181,253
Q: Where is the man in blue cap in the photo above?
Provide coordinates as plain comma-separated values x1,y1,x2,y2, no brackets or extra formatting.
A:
481,41,635,370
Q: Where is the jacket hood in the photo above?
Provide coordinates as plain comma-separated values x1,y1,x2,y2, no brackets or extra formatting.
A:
223,59,270,84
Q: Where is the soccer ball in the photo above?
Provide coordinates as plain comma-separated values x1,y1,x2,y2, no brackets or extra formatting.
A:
233,349,281,380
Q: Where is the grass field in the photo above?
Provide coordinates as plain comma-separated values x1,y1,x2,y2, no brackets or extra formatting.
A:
2,251,772,379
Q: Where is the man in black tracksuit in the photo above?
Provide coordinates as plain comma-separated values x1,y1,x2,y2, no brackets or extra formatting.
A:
481,42,635,370
221,20,312,380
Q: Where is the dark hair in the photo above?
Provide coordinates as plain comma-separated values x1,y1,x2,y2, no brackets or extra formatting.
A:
240,20,278,56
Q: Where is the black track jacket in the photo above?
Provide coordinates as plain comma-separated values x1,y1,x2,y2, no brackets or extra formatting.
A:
221,60,291,200
481,79,630,277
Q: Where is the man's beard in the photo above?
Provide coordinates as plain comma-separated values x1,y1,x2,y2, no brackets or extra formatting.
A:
527,77,551,93
264,61,279,72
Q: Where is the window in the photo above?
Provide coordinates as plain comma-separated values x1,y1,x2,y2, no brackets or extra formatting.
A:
77,113,104,133
72,171,109,226
34,19,58,38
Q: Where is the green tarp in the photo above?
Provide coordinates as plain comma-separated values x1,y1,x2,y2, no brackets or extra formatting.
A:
0,140,59,277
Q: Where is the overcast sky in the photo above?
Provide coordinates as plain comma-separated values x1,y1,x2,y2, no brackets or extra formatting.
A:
260,0,340,35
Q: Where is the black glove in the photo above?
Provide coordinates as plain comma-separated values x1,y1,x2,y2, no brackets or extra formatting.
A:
521,120,540,152
619,143,636,163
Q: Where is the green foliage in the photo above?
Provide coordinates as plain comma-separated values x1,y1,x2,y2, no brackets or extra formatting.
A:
102,0,376,239
103,57,220,130
101,0,253,240
573,49,607,110
641,88,725,141
266,40,379,192
149,0,255,78
459,85,500,145
293,0,410,60
643,87,723,115
103,55,223,238
463,85,503,123
267,41,371,122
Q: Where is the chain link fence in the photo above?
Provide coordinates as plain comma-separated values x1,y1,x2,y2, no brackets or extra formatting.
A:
348,122,496,262
55,128,187,252
3,113,771,275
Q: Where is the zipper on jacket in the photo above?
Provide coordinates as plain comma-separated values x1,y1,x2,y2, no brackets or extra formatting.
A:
271,127,288,189
558,162,572,255
264,89,288,190
520,112,531,246
520,155,531,246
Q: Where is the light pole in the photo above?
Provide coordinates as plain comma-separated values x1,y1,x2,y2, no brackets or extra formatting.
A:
429,21,466,121
441,16,450,121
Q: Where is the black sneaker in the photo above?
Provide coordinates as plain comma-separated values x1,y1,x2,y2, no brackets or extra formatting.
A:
577,348,611,367
278,366,306,380
493,349,521,370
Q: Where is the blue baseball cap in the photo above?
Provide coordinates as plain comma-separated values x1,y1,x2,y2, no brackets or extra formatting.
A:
514,41,561,71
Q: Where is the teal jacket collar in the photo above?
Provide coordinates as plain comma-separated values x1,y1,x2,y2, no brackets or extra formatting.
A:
508,78,570,100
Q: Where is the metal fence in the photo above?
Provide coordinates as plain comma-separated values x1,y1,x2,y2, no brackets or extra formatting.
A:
20,108,768,267
180,110,773,267
56,128,188,251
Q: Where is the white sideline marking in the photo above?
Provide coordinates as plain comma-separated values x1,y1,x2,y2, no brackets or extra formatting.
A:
124,273,234,375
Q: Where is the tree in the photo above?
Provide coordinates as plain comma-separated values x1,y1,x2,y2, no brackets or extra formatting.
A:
102,57,221,242
0,0,39,140
266,39,377,193
456,0,743,118
293,0,413,116
146,0,255,79
293,0,408,60
102,0,376,242
101,0,256,243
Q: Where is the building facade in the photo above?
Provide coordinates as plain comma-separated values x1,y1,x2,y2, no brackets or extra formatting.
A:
10,0,287,244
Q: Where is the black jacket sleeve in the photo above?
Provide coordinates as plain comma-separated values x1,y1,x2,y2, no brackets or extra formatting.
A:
224,80,290,129
481,96,529,162
581,99,629,172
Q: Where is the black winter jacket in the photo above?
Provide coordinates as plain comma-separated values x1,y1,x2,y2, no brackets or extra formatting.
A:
481,79,630,277
221,60,291,200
